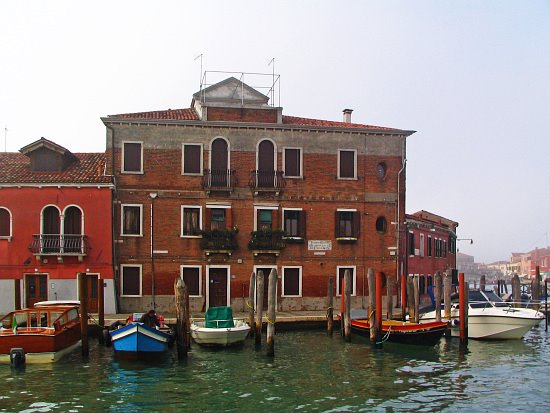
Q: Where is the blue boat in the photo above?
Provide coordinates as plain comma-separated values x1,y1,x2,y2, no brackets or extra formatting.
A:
109,323,173,355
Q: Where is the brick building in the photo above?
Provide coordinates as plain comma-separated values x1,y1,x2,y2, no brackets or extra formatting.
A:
0,138,116,315
404,210,458,294
102,76,414,313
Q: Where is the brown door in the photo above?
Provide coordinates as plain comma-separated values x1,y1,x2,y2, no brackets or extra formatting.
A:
258,140,275,187
64,206,82,253
256,268,274,310
87,275,99,313
211,138,228,187
25,274,48,307
208,268,228,308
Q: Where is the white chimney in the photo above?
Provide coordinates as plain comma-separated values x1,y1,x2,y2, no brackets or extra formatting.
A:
343,108,353,123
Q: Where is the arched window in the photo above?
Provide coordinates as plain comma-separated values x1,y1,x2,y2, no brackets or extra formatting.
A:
0,207,11,238
63,206,83,253
41,206,61,253
210,137,229,187
257,139,276,188
376,216,387,233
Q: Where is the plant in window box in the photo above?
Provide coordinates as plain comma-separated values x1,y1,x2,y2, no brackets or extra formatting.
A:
336,237,358,243
199,228,238,251
248,229,287,250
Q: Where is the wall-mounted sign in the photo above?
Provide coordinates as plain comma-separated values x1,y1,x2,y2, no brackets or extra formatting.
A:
308,240,332,251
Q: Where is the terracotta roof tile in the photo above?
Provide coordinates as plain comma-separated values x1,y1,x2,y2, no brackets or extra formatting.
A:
0,152,111,185
282,115,394,131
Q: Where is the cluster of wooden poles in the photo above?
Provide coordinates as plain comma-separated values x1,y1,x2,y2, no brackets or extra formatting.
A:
333,269,470,348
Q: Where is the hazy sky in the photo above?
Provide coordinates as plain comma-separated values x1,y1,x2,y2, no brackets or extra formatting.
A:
1,1,549,263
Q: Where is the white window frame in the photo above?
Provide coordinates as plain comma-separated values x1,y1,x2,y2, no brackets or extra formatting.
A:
121,204,143,237
419,233,425,257
255,138,278,171
120,264,142,297
337,149,357,180
121,141,144,174
336,265,357,296
180,265,202,297
206,265,231,310
253,204,278,231
181,142,203,176
180,205,203,238
282,147,303,179
336,208,358,240
0,207,13,240
281,266,302,297
281,207,303,239
208,136,230,171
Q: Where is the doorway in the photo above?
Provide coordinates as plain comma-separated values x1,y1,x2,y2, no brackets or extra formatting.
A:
86,274,99,313
25,273,48,307
207,266,229,309
254,266,277,310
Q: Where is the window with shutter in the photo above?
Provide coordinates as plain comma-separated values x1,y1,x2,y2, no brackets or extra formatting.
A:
181,266,201,296
284,148,302,178
338,150,356,179
183,144,202,175
181,206,202,236
282,267,301,296
121,205,142,236
121,265,141,296
336,210,357,239
0,208,11,237
122,142,142,173
337,267,356,296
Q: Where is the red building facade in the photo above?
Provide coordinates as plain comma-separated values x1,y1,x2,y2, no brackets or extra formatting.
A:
103,76,415,313
0,138,115,315
404,210,458,295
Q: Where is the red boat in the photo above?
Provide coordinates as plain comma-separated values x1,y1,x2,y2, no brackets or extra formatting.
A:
0,304,81,363
351,319,448,346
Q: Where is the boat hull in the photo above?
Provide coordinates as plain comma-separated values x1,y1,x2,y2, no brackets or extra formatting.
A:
350,319,448,346
191,320,250,347
109,323,173,354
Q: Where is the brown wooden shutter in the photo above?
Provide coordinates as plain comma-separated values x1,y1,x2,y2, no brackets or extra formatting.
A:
353,211,361,238
205,208,212,231
184,145,201,174
339,150,355,178
299,210,306,238
284,268,300,296
182,267,200,296
0,209,10,236
124,143,142,172
335,211,340,238
272,209,278,230
226,208,232,230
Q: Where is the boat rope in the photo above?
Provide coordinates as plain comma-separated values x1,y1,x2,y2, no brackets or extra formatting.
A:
376,325,391,345
369,310,375,319
264,314,276,325
87,313,106,329
326,306,333,319
246,300,255,313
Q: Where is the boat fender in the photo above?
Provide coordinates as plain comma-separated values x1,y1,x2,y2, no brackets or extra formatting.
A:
452,319,460,326
10,348,25,368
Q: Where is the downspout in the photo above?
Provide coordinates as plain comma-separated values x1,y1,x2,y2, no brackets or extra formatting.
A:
396,136,407,307
105,123,120,313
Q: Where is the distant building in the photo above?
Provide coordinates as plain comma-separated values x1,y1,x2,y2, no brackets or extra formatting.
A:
0,138,115,315
404,210,458,294
457,252,476,278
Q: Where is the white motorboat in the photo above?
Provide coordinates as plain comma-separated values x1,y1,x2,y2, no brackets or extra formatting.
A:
191,306,250,347
421,290,544,340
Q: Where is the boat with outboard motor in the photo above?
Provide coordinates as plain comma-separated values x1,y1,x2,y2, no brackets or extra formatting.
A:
421,289,544,340
191,306,250,347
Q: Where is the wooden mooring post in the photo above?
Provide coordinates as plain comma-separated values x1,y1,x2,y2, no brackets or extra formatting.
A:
98,277,105,344
413,275,420,324
458,272,468,348
435,271,442,322
386,274,393,321
400,272,407,321
532,266,542,302
406,275,415,323
255,271,264,348
78,272,89,357
174,277,190,358
512,273,521,308
327,277,334,336
443,271,452,338
343,269,352,342
375,272,383,349
545,278,548,332
368,268,376,344
248,272,256,338
480,274,486,292
266,269,278,357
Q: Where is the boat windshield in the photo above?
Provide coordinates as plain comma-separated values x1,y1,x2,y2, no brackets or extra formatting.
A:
483,291,510,307
469,291,492,308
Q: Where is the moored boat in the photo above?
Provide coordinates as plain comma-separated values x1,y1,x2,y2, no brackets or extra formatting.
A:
0,304,81,363
350,318,448,346
191,306,250,347
421,290,544,340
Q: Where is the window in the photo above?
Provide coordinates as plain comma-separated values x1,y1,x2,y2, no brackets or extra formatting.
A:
337,266,356,296
181,266,202,296
337,149,357,179
121,265,141,296
419,234,425,257
375,216,387,233
254,206,278,231
282,267,302,297
428,236,432,257
121,205,142,236
0,207,12,238
283,147,302,178
258,210,273,230
181,206,202,236
335,210,360,239
205,205,231,231
443,240,447,257
210,208,226,231
182,143,202,175
376,162,387,180
449,236,456,254
283,209,306,238
122,142,143,173
408,232,415,256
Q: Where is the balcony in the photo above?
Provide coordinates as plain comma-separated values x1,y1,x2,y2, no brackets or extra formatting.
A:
29,234,89,261
199,229,238,255
248,170,285,195
201,169,237,194
248,230,286,256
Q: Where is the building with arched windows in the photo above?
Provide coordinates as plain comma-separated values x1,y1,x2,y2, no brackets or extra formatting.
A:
0,138,115,315
103,75,415,313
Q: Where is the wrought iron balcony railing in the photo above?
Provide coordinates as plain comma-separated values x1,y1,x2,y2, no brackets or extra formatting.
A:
201,169,237,191
30,234,89,256
248,230,286,251
248,170,286,191
199,229,238,252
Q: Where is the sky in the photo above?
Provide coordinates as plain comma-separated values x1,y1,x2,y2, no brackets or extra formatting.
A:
1,1,549,264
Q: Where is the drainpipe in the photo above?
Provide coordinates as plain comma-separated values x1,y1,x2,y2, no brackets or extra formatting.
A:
105,123,120,313
396,136,407,306
149,193,158,309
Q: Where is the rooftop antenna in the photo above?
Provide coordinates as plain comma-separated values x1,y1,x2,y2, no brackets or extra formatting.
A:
4,126,7,152
194,53,204,101
268,58,275,106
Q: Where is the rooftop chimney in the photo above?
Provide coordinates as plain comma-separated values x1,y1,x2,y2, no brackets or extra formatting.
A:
343,108,353,123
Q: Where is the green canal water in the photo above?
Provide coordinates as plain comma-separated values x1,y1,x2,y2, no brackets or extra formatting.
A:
1,325,549,413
